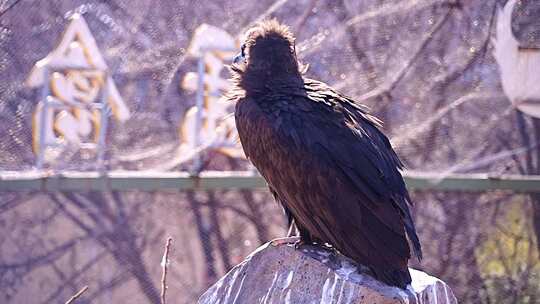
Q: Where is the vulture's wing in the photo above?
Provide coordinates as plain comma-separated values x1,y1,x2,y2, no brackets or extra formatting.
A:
302,79,422,260
235,79,421,286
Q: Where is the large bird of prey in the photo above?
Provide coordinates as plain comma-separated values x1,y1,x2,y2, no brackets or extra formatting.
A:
229,20,422,288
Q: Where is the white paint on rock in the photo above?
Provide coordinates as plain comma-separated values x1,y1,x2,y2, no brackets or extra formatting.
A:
198,241,458,304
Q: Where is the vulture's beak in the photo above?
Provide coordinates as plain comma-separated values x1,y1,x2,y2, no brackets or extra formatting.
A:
233,52,245,64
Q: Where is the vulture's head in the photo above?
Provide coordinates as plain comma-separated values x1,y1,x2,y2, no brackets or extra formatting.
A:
233,19,301,77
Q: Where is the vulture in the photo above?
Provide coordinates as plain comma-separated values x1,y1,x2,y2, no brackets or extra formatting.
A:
229,20,422,288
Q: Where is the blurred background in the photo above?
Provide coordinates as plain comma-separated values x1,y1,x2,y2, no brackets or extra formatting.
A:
1,0,539,303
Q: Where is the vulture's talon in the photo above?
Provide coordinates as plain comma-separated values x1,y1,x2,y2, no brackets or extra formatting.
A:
270,236,300,246
294,239,306,250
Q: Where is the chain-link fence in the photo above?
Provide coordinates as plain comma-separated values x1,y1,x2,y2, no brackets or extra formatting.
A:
1,0,539,303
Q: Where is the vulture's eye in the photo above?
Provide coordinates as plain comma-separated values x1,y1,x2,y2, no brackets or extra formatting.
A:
241,44,246,57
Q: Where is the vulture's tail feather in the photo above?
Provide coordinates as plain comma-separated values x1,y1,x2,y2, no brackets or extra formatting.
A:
370,266,412,289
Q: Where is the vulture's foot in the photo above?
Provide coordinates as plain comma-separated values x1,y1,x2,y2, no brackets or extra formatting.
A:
294,238,307,250
270,236,300,246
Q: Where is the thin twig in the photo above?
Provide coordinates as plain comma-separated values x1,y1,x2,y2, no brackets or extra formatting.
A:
160,237,173,304
359,4,455,102
0,0,23,18
64,286,88,304
240,0,290,33
43,250,107,304
345,0,444,27
294,0,318,38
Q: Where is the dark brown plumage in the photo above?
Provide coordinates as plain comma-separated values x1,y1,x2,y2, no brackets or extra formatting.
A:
229,20,422,288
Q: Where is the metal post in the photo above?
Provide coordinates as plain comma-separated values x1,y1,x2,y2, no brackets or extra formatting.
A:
36,68,50,170
192,52,206,174
96,73,109,171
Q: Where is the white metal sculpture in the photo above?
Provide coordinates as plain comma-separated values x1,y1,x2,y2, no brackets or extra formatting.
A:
494,0,540,118
26,13,130,169
178,24,245,171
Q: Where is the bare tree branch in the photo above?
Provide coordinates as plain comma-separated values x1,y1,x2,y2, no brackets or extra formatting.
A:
64,285,88,304
160,237,172,304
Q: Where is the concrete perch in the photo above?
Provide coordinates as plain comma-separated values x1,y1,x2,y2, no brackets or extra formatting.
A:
198,240,457,304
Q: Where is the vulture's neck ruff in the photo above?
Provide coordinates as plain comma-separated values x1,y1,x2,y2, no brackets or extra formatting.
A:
231,20,304,95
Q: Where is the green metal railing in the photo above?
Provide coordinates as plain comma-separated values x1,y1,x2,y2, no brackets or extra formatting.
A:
1,170,540,192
